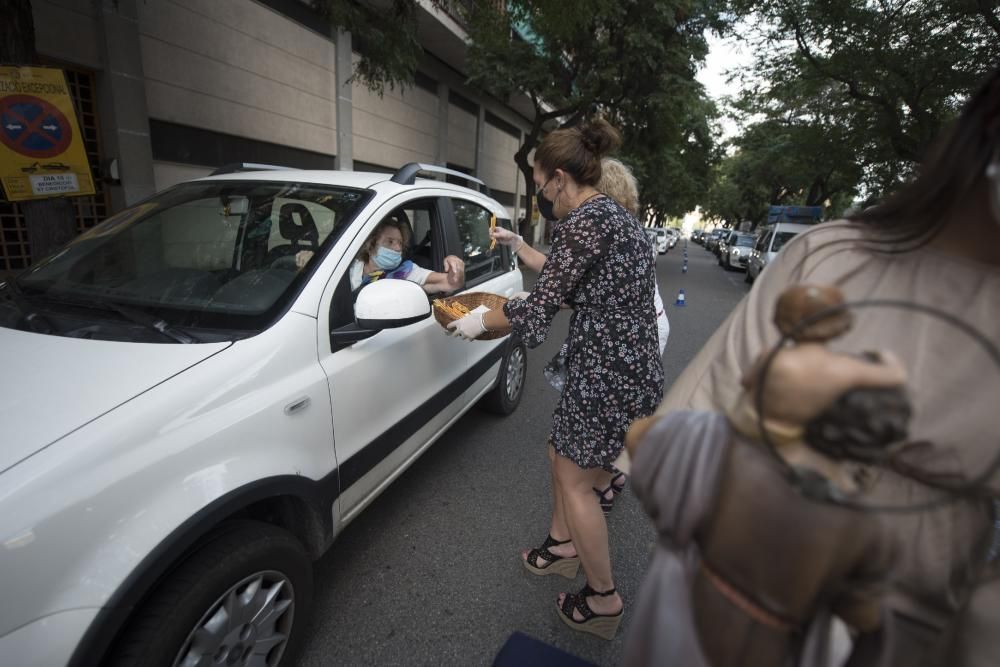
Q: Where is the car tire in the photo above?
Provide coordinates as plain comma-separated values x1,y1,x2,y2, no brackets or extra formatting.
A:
480,338,527,415
745,269,753,284
108,521,312,667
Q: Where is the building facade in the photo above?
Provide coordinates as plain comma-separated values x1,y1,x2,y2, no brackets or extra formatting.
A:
1,0,533,275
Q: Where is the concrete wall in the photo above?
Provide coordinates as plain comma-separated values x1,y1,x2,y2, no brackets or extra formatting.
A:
137,0,338,157
352,55,439,168
152,161,213,192
447,103,477,170
32,0,103,70
481,122,519,195
27,0,531,206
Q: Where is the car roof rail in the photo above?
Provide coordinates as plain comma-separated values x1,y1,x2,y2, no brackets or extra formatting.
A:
390,162,490,195
209,163,300,176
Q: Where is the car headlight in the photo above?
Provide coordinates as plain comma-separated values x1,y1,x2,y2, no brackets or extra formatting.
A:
732,248,741,256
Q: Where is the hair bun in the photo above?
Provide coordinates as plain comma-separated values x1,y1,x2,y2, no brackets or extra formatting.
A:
579,117,622,158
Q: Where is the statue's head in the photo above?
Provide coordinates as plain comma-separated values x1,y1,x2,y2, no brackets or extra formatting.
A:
774,284,853,342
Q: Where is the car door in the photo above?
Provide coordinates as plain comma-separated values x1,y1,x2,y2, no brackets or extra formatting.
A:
751,231,771,276
317,192,470,523
445,196,523,401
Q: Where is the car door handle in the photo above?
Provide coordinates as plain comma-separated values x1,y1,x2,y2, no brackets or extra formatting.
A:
285,397,311,415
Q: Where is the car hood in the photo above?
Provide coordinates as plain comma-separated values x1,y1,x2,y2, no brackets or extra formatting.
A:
0,328,230,474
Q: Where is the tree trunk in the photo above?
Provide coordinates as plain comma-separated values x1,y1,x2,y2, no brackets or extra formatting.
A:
513,111,544,247
0,0,79,266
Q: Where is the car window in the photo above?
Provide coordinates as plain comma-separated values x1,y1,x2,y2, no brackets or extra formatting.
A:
15,181,370,332
452,199,508,286
329,199,442,330
755,232,771,252
734,234,755,247
267,198,337,252
771,230,800,252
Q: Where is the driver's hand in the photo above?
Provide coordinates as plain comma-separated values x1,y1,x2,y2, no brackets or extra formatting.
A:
443,255,465,288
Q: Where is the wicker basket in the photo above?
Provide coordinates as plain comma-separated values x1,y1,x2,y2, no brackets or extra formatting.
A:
433,292,509,341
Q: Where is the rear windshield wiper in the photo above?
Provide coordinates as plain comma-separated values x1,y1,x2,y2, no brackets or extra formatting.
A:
1,281,56,334
78,299,201,344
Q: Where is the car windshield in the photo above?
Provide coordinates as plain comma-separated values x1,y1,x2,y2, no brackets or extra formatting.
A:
12,181,370,334
734,234,755,247
771,230,799,252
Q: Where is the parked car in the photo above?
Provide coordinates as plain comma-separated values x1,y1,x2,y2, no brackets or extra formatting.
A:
0,162,527,666
644,228,660,256
651,227,669,254
691,230,705,244
719,230,756,270
664,228,680,249
706,228,727,253
746,222,812,284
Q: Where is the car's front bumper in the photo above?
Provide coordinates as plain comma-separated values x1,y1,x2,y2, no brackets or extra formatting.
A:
0,608,97,667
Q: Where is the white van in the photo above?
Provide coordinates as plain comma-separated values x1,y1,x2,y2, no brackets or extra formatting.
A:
746,222,813,283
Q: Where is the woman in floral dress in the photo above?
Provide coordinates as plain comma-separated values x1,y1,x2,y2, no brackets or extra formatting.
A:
447,118,664,639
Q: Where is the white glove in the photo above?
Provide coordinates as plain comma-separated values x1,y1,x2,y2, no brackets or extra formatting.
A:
446,312,487,341
490,227,524,251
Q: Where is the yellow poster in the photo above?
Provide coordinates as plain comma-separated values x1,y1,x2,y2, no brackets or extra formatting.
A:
0,66,95,202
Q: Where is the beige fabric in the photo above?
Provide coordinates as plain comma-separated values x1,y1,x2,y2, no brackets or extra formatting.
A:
657,220,1000,618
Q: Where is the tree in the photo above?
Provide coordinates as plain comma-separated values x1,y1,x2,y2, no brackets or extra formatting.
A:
729,0,1000,202
615,88,721,226
311,0,424,96
458,0,723,230
0,0,78,264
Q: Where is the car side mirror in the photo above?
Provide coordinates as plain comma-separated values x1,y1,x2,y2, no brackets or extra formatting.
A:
354,279,431,330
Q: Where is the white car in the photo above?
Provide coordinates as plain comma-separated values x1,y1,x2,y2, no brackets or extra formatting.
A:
718,230,756,271
0,163,526,666
746,222,812,284
651,228,669,254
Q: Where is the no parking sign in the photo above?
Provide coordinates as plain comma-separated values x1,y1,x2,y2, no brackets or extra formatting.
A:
0,66,95,202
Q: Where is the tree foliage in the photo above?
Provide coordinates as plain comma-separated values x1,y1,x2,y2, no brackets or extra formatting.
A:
702,76,865,227
311,0,424,96
719,0,1000,216
458,0,724,225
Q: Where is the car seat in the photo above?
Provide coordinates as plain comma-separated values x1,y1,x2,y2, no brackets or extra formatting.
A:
265,203,319,266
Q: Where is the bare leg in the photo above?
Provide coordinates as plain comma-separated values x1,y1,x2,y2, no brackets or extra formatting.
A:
549,445,570,542
522,444,575,563
553,453,622,618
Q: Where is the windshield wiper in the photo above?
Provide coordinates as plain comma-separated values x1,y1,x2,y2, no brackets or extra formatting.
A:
1,282,56,334
80,299,201,344
102,301,201,344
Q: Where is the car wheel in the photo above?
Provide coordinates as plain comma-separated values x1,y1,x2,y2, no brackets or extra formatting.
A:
480,338,527,415
745,269,753,284
108,521,312,667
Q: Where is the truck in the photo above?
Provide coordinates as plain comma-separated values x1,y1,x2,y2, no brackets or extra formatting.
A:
766,205,823,225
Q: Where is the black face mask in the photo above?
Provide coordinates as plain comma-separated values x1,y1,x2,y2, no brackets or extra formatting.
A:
536,177,558,221
536,190,557,221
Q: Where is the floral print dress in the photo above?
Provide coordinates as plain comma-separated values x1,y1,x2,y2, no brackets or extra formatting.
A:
504,195,664,468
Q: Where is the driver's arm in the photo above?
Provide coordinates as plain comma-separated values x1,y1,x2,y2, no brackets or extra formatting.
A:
421,255,465,294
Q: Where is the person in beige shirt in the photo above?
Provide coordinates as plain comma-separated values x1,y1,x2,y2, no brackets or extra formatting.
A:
634,66,1000,664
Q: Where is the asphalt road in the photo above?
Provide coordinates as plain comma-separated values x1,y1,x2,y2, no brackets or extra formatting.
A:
298,239,749,666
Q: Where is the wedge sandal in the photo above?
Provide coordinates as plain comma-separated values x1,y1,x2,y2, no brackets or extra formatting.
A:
522,535,579,579
557,584,623,640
